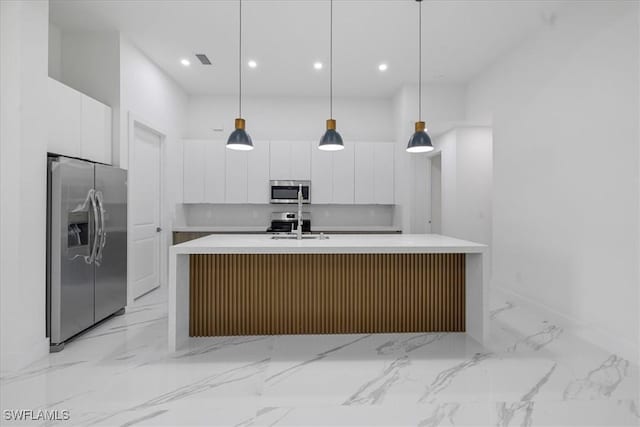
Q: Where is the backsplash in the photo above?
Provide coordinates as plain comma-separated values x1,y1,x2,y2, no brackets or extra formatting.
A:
175,204,395,228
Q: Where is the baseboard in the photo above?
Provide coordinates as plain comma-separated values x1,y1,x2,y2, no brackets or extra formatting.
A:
0,337,50,373
492,284,639,364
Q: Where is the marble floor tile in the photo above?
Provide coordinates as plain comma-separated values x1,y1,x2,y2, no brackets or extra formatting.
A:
0,288,637,427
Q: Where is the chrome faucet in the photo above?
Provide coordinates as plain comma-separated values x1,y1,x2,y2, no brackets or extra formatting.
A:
297,184,303,240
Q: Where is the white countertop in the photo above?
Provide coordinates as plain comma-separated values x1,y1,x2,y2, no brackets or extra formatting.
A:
172,225,402,233
171,233,487,255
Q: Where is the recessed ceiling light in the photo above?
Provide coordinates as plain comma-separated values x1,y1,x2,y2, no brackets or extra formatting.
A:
313,62,323,70
247,60,257,68
180,58,191,67
378,63,388,72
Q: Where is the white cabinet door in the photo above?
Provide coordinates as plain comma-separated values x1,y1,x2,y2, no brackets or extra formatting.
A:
225,149,248,203
183,140,206,203
269,141,291,180
47,78,82,157
290,141,311,180
81,95,112,164
354,143,375,204
269,141,312,180
204,141,226,203
332,143,354,204
374,143,395,204
247,140,270,203
311,148,333,204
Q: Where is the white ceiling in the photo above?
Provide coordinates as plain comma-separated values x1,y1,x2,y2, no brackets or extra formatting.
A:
50,0,563,97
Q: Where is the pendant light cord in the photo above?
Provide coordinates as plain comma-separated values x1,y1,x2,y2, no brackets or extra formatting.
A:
418,0,422,121
330,0,333,119
239,0,243,118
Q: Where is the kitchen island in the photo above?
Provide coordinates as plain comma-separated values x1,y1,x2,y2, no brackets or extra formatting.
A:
169,234,488,351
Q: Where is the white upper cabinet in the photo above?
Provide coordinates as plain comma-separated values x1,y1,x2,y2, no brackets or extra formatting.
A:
204,141,226,203
290,141,311,180
354,143,375,204
182,139,394,205
47,78,112,164
48,78,82,158
311,149,333,204
311,144,354,205
373,143,395,204
247,140,270,204
81,95,112,164
332,143,355,204
183,139,271,204
183,140,207,203
225,148,248,204
269,141,290,180
354,142,395,204
270,141,311,180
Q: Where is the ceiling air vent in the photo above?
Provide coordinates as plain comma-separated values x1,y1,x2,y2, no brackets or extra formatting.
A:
196,54,212,65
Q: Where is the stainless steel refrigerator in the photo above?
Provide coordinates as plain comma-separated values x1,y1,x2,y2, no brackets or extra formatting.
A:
47,155,127,351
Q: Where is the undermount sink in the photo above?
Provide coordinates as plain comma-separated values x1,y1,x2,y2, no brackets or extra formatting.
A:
270,235,329,240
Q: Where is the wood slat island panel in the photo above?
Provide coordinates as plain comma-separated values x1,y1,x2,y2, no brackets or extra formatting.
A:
189,253,465,336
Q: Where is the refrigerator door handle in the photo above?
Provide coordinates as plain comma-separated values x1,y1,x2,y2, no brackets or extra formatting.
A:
89,189,100,265
95,191,107,263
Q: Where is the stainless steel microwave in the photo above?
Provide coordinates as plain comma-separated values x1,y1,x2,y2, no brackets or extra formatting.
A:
270,180,311,204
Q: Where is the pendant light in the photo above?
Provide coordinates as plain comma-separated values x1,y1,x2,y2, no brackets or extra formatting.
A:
227,0,253,151
406,0,433,153
318,0,344,151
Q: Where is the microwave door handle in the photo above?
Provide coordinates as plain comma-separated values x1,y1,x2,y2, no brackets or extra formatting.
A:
95,191,106,263
88,190,99,264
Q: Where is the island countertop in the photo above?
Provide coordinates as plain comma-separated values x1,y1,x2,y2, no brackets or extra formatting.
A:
171,233,487,254
169,233,489,351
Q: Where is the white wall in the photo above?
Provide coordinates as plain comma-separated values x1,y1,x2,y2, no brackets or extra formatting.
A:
48,24,61,80
119,36,188,290
0,0,50,372
392,84,467,233
187,95,393,142
59,31,120,108
467,1,639,358
432,127,493,264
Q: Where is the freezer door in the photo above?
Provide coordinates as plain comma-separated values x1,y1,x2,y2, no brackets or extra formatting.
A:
94,164,127,322
48,157,96,344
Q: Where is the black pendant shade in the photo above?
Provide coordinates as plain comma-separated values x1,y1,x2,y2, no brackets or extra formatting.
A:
227,118,253,151
319,119,344,151
406,121,433,153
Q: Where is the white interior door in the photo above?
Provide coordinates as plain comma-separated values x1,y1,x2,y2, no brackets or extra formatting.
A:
430,154,442,234
131,123,162,299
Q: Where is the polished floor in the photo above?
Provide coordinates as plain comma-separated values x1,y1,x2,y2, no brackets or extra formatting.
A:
1,289,638,426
